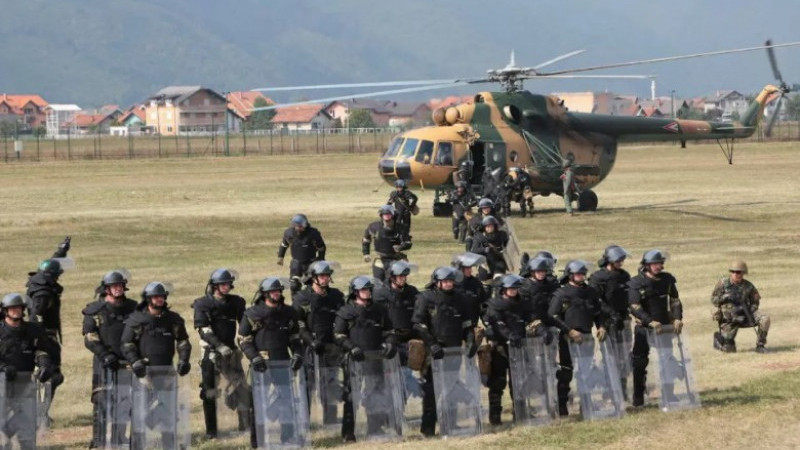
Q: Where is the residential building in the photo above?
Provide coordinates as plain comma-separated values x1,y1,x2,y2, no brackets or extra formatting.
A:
703,90,748,116
0,94,49,131
272,104,332,131
145,86,228,135
226,92,274,121
71,108,122,134
45,104,81,137
325,99,430,127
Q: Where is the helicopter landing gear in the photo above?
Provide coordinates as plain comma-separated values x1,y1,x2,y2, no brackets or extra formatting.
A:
577,189,598,212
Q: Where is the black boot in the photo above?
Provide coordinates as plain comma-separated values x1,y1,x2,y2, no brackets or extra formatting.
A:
238,409,250,431
557,385,570,416
632,370,646,407
489,392,503,425
203,400,218,439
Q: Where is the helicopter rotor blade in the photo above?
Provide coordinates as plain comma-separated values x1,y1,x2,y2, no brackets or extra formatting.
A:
765,39,785,85
252,79,468,92
539,41,800,76
529,74,653,80
250,81,477,111
765,93,783,137
533,49,586,71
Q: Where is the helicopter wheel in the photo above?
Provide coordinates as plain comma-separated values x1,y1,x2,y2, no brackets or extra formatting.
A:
577,190,598,212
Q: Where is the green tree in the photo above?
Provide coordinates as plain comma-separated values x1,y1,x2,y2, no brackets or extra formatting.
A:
247,97,276,130
32,125,47,137
348,108,375,129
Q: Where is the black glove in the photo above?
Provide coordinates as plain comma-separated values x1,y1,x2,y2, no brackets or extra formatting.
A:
311,339,326,355
251,356,268,372
36,365,54,383
349,347,365,362
382,343,397,359
101,353,119,370
58,236,71,253
430,343,445,360
132,359,148,378
176,360,191,376
467,340,479,358
290,278,302,293
0,365,16,382
290,354,304,371
542,329,554,346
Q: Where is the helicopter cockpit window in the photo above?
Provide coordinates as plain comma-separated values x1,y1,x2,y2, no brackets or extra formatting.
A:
384,137,403,158
399,138,419,159
435,141,454,166
416,140,434,163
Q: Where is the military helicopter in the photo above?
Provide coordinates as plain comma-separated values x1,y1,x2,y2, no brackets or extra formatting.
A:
253,40,799,215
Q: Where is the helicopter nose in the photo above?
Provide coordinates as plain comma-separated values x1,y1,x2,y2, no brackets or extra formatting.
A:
378,158,412,184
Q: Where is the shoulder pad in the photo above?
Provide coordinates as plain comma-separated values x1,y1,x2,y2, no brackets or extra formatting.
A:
167,311,186,325
627,276,646,289
336,303,359,320
660,272,677,284
125,310,150,326
82,300,105,316
488,297,509,311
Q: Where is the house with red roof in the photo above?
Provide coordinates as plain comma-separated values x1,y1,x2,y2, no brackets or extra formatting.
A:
227,92,273,121
272,104,332,131
0,94,49,131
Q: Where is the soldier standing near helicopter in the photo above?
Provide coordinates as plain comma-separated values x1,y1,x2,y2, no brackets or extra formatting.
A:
560,157,576,215
363,205,413,282
276,214,327,294
386,179,419,235
447,181,477,242
192,268,249,439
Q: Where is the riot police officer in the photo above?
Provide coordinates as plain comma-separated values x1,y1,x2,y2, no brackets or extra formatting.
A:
25,236,70,404
465,198,504,252
334,276,397,441
447,181,476,242
520,256,560,321
372,261,420,363
412,267,478,436
238,278,304,449
548,260,608,416
276,214,327,294
485,274,545,425
0,293,57,446
121,282,192,378
451,252,490,329
82,270,138,448
627,250,684,407
588,245,632,397
470,216,509,277
293,260,345,424
387,179,419,235
192,268,249,439
362,205,412,281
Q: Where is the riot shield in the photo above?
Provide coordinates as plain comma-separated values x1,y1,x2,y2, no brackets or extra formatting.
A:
432,347,483,437
568,334,625,420
104,368,133,449
36,380,51,437
609,320,633,400
347,352,405,441
400,364,424,427
508,337,557,425
310,352,343,430
252,361,309,449
0,373,38,450
214,351,251,436
646,325,701,412
131,366,190,450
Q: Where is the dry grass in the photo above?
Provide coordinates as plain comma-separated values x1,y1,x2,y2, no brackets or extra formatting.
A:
1,140,799,448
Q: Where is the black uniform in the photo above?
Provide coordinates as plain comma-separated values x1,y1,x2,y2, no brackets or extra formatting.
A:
411,288,475,436
192,292,248,436
121,305,192,368
334,300,396,439
82,296,137,448
447,188,476,241
373,282,420,364
520,275,560,321
387,190,419,235
471,229,509,275
457,276,489,329
548,282,606,415
589,268,632,331
627,271,682,406
484,292,544,424
277,226,326,280
362,220,412,281
465,210,504,252
237,299,303,448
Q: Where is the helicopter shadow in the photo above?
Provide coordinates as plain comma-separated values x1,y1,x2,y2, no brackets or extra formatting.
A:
526,198,698,217
589,198,750,222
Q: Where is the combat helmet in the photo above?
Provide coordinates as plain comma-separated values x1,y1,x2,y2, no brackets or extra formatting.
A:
729,259,748,274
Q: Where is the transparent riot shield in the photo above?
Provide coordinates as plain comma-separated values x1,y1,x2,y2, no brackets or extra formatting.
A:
0,373,37,450
432,347,483,437
646,325,701,412
104,368,133,449
310,352,343,431
568,334,625,420
508,337,557,425
609,320,633,401
214,351,251,436
36,380,51,438
348,352,405,441
131,366,190,450
400,364,424,427
252,361,309,449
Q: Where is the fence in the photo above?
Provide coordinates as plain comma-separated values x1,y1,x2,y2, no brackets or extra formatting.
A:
0,128,399,162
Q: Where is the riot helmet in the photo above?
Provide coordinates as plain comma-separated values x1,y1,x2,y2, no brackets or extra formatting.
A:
349,276,374,302
500,274,524,291
291,213,309,229
388,261,412,277
102,270,129,287
481,215,499,231
527,256,554,273
209,268,236,286
451,252,487,269
38,259,63,276
641,249,667,265
1,293,27,322
534,251,558,266
140,281,170,311
478,198,494,209
599,245,630,267
379,204,396,219
256,277,285,305
394,179,407,190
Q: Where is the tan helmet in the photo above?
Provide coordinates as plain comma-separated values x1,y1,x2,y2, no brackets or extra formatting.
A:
729,259,748,274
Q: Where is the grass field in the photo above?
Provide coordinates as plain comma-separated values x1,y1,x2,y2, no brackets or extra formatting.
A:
1,140,800,449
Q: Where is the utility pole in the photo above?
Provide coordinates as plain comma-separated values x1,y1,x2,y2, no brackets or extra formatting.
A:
223,91,230,156
670,90,676,119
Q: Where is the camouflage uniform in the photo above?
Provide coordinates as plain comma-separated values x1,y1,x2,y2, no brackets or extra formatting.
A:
560,159,575,214
711,277,770,352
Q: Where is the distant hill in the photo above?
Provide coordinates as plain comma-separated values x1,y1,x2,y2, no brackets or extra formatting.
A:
1,0,796,107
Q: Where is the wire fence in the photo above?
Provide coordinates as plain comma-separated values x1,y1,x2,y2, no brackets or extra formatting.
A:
1,122,799,163
0,128,400,162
